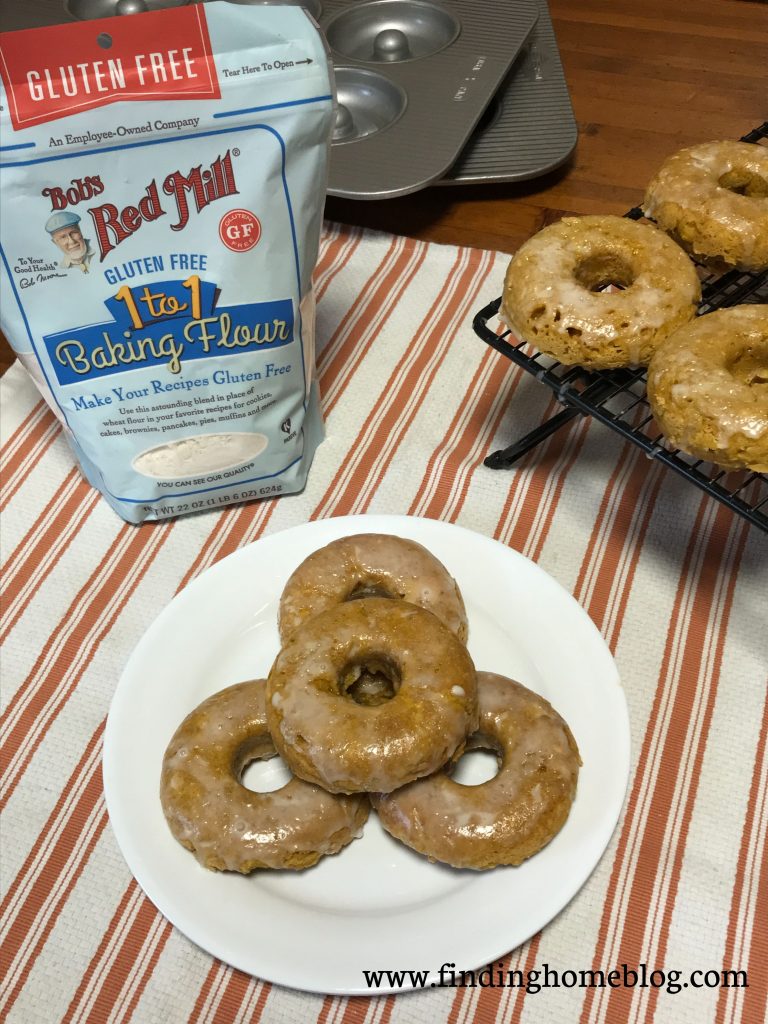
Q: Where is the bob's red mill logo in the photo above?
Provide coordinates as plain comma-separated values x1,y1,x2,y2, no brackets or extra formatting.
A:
0,6,220,130
42,151,239,260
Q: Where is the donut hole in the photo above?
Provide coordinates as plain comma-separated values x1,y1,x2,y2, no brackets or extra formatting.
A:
237,738,293,793
345,580,401,602
448,733,502,787
339,654,402,706
727,343,768,386
573,252,635,292
718,168,768,198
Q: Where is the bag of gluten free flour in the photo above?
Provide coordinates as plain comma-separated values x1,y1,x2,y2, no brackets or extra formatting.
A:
0,1,333,523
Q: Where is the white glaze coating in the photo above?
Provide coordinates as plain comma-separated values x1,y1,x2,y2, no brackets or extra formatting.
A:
647,305,768,470
372,672,581,869
267,598,478,793
502,215,700,369
160,679,369,872
644,141,768,270
278,533,468,643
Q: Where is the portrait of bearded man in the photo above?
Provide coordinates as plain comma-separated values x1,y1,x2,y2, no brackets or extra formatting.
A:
44,211,95,274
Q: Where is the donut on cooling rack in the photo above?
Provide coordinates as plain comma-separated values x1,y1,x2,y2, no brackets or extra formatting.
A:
266,597,478,794
501,215,701,369
372,672,581,870
643,140,768,271
647,305,768,472
160,680,369,872
278,533,468,644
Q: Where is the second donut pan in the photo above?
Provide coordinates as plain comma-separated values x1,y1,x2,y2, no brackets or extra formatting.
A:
314,0,541,199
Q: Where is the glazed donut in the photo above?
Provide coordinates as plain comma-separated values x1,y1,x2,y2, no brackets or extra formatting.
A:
501,214,701,368
644,141,768,271
647,305,768,472
278,533,468,644
372,672,581,870
160,680,369,872
266,597,478,793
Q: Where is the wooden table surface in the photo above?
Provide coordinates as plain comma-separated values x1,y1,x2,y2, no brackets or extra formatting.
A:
1,0,766,374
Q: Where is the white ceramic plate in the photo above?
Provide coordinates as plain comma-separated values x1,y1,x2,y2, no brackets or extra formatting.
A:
103,515,630,995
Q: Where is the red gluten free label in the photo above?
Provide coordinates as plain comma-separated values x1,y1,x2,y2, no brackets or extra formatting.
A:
0,5,219,130
219,209,262,253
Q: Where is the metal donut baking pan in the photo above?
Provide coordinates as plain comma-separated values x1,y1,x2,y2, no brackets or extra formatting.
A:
317,0,539,198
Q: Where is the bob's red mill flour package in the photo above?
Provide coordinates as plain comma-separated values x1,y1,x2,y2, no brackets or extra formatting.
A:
0,2,334,523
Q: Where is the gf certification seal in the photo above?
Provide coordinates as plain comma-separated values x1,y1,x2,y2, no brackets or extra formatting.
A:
219,209,262,252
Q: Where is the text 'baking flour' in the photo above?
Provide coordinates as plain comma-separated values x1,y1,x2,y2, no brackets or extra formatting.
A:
0,2,334,522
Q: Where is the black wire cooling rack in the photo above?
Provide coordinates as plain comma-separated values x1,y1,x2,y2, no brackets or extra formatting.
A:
473,122,768,534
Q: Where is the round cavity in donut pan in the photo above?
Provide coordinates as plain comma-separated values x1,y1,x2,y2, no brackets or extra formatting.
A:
65,0,188,18
331,68,407,144
325,0,460,64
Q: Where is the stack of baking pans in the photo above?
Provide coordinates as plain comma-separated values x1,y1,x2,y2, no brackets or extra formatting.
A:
316,0,540,198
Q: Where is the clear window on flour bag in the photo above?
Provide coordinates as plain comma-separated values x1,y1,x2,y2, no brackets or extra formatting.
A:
0,1,334,523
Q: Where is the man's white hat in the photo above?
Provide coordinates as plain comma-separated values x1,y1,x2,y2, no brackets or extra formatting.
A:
45,211,82,234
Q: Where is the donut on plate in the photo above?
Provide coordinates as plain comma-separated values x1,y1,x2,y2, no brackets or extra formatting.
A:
266,597,478,794
160,680,369,872
647,305,768,472
373,672,581,870
278,533,468,644
501,214,701,368
644,140,768,271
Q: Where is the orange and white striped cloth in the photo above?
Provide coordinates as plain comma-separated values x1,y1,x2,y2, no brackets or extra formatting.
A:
1,223,766,1024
